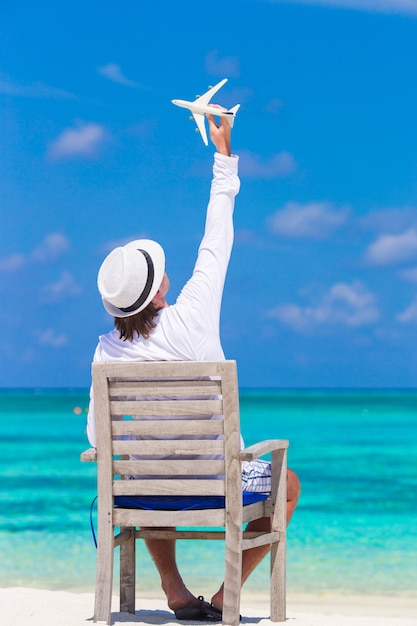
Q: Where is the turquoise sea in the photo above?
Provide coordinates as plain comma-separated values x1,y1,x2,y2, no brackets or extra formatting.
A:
1,388,416,600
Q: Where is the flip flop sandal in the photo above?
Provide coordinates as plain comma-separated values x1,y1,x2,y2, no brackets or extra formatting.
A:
200,603,223,621
175,596,222,622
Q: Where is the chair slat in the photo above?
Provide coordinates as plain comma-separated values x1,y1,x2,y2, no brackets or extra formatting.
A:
113,478,226,496
111,418,224,437
113,507,227,528
110,399,223,417
113,459,225,476
112,439,224,456
109,379,222,397
96,360,227,379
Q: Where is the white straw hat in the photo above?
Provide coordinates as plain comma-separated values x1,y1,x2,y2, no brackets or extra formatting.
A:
97,239,165,318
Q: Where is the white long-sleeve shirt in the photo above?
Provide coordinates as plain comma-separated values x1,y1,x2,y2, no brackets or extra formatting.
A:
87,152,240,447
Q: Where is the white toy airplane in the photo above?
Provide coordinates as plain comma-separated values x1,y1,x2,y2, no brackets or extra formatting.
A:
172,78,240,145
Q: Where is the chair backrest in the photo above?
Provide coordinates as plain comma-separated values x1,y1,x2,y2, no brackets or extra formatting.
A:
92,360,242,505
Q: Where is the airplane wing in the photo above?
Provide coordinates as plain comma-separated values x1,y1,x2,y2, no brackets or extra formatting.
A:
195,78,228,106
192,111,208,146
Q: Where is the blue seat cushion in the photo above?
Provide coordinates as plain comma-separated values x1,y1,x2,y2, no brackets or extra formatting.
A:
114,492,268,511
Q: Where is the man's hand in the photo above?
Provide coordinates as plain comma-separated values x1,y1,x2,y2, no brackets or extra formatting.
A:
207,107,232,156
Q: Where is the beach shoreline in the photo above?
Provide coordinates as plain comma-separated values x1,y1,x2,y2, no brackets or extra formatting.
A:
2,587,416,626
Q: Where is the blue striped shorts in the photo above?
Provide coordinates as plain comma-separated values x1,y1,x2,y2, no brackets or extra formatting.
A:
241,459,271,493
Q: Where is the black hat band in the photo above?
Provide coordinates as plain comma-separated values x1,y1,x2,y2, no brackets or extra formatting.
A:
119,249,155,313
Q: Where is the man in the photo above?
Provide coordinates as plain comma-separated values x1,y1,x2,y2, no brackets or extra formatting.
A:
87,112,300,620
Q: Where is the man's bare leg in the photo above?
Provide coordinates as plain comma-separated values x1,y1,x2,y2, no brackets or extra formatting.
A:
210,468,301,610
143,530,201,612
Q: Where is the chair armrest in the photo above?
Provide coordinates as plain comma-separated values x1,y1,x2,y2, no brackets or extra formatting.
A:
239,439,289,462
80,447,97,462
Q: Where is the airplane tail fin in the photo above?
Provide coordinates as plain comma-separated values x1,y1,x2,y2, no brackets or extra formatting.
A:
226,104,240,127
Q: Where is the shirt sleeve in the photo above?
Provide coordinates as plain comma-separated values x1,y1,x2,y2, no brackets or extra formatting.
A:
173,153,240,353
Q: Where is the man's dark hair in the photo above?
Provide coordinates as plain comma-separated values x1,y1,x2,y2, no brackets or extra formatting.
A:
114,302,160,341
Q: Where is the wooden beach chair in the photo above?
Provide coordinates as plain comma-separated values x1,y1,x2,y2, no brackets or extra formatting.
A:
81,360,288,626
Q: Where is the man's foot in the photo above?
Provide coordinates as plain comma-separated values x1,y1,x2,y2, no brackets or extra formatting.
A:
165,584,202,613
210,589,223,612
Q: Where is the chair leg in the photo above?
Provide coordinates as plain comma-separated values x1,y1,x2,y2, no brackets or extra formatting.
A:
270,448,287,622
120,527,136,614
270,534,286,621
222,525,242,626
94,523,114,624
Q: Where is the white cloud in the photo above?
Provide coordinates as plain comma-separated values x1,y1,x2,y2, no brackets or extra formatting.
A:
266,281,379,331
97,63,138,87
366,228,417,266
239,150,296,178
48,121,107,160
31,233,70,262
41,271,82,301
268,0,417,17
0,233,70,272
359,207,417,233
397,296,417,324
0,253,25,272
205,50,240,77
37,328,68,348
398,266,417,283
0,71,74,99
268,201,349,239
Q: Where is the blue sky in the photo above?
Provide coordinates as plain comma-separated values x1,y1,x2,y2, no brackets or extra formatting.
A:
1,0,417,388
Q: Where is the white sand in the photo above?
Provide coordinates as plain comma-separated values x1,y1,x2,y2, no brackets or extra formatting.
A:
1,588,416,626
